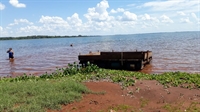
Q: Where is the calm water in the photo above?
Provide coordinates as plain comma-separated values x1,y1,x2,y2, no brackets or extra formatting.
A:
0,31,200,77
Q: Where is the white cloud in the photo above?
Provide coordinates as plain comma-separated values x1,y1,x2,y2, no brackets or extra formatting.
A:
191,13,200,24
66,13,85,32
92,21,113,31
67,13,82,27
9,19,33,26
110,9,117,14
96,0,109,14
136,13,159,30
9,0,26,8
84,0,112,21
180,17,192,23
139,14,159,28
0,26,3,31
177,11,186,16
18,19,32,24
160,15,173,23
38,16,70,34
20,26,41,33
142,0,199,13
39,16,68,25
19,24,70,36
110,8,125,13
191,13,199,21
118,11,137,21
141,14,151,20
0,3,5,10
140,14,159,22
117,8,125,12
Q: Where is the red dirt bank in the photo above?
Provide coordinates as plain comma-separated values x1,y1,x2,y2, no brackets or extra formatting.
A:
50,80,200,112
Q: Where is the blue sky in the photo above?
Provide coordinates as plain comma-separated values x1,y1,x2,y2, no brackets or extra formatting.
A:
0,0,199,37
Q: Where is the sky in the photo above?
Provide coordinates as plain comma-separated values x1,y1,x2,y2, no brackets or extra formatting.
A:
0,0,199,37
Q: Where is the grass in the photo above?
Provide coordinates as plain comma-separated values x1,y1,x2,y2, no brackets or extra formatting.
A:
140,98,149,108
107,104,133,112
0,62,200,112
0,79,90,112
163,102,200,112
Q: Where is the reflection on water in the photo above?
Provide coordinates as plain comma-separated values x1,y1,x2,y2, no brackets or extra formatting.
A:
9,59,16,76
0,31,200,77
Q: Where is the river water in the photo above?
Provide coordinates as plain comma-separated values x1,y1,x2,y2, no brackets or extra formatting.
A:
0,31,200,77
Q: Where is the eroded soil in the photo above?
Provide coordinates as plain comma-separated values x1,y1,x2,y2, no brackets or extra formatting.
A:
50,80,200,112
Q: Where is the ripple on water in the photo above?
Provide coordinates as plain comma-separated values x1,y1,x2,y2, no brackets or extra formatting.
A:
0,32,200,77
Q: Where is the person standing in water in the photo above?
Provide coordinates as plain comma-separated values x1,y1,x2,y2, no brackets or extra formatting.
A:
7,48,14,59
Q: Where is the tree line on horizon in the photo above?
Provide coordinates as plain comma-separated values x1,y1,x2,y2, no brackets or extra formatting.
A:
0,35,98,40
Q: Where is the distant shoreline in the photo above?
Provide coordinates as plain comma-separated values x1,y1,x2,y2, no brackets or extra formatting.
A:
0,35,101,41
0,31,199,41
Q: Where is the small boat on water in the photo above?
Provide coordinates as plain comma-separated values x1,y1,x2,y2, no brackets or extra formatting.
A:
78,50,152,70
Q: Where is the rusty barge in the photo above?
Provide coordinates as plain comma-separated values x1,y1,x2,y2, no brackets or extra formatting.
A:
78,50,152,70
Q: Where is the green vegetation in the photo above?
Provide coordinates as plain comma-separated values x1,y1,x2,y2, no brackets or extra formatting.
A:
149,72,200,89
0,79,90,112
0,35,99,41
108,104,132,112
163,102,200,112
140,98,149,108
0,62,200,112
